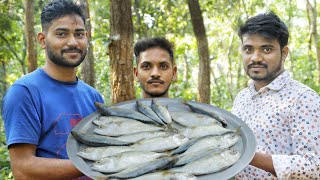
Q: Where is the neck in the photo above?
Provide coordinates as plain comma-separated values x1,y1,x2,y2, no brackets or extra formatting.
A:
143,92,169,98
43,62,77,82
254,70,285,91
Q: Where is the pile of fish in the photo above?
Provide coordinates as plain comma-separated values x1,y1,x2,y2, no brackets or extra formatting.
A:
71,99,241,180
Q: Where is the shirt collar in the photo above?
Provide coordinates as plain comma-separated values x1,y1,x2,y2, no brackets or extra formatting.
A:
248,70,291,94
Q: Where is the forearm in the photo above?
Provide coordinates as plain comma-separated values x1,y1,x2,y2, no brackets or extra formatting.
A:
11,156,83,180
250,152,276,176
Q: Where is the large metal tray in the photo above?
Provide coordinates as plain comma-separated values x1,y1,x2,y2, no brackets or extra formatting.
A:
67,98,256,180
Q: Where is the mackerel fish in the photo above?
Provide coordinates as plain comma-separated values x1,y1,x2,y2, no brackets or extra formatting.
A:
151,98,172,124
71,131,132,146
170,149,241,175
175,147,222,166
181,133,240,156
181,124,236,139
91,151,166,173
170,111,222,127
185,101,228,126
136,100,165,125
77,146,135,161
92,116,135,126
108,156,176,179
94,102,155,124
93,120,163,137
131,134,189,152
128,171,197,180
113,131,171,143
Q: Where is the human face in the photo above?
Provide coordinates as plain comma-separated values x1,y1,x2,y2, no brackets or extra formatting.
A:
134,47,177,98
39,15,88,68
241,33,288,90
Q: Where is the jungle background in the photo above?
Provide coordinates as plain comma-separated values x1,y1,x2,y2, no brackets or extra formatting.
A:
0,0,319,178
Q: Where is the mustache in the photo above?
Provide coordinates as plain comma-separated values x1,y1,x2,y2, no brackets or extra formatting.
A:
61,48,82,54
247,62,268,69
147,78,165,84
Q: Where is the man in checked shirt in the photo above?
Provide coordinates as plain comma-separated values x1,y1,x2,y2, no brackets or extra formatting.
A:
232,11,320,179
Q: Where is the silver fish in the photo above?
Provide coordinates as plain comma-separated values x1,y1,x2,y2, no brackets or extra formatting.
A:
92,116,133,126
114,131,171,143
170,111,222,127
94,120,163,137
182,133,240,156
108,156,176,179
71,131,132,146
181,124,236,139
94,102,155,124
136,100,165,125
151,98,172,124
77,146,135,161
175,147,222,166
171,135,212,155
170,149,241,175
185,101,228,126
128,171,197,180
131,134,189,152
91,151,166,173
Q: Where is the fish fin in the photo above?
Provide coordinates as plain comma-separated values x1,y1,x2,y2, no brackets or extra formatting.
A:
234,126,242,135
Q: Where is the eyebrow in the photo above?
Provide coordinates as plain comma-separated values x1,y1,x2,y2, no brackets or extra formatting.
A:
242,44,274,48
55,28,85,32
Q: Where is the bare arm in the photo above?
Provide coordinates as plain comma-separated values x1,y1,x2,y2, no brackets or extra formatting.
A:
9,144,83,180
250,152,276,176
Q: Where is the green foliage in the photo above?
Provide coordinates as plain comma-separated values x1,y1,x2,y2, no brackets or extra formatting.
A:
0,118,12,180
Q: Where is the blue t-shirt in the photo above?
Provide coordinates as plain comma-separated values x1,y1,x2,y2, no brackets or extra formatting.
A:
2,68,104,159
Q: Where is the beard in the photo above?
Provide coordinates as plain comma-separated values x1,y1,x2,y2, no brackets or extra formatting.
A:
140,83,170,98
246,60,283,82
47,44,87,68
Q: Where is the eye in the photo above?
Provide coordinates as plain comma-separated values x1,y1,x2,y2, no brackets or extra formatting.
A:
75,32,85,38
242,46,252,53
263,47,272,53
160,63,168,69
56,32,66,37
140,63,151,69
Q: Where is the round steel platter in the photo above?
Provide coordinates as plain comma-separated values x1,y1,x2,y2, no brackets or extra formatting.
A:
67,98,256,179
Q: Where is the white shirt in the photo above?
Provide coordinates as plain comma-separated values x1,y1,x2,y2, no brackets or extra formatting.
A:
232,70,320,179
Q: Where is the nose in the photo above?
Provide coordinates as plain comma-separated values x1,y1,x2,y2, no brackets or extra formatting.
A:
250,51,263,62
150,67,160,78
66,35,79,47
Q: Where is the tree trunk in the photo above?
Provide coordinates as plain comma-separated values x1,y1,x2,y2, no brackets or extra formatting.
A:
109,0,135,103
24,0,37,73
79,0,95,87
306,0,320,83
187,0,210,104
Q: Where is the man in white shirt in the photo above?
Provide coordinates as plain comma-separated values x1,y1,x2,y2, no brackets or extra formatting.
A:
232,11,320,179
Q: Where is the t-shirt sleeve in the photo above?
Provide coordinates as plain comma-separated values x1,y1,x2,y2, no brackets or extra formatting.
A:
2,84,41,147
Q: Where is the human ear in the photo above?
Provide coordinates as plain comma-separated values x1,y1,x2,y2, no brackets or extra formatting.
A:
172,66,177,82
281,46,289,61
133,67,139,82
38,32,46,49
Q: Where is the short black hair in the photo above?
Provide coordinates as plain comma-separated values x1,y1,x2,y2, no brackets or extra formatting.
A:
41,0,85,32
238,11,289,49
134,37,174,64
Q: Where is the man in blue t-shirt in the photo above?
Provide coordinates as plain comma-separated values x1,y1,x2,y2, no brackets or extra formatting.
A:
1,0,104,179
